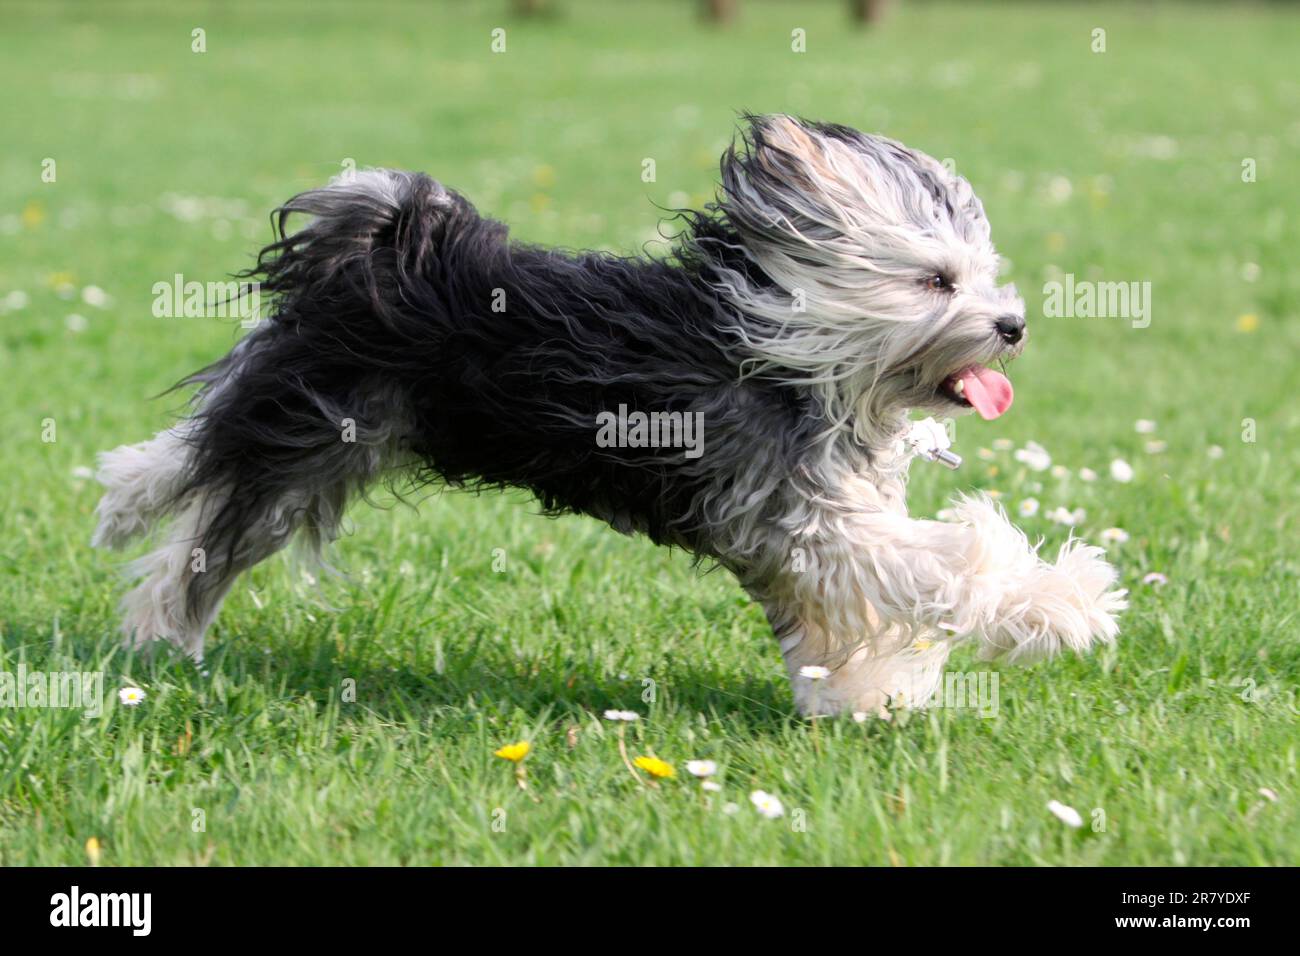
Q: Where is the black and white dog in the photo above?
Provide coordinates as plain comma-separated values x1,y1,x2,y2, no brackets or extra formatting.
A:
94,114,1124,715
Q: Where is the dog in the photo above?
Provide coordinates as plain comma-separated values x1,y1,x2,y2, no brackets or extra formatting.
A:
93,114,1125,715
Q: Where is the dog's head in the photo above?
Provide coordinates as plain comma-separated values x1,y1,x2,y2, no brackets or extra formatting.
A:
701,114,1025,445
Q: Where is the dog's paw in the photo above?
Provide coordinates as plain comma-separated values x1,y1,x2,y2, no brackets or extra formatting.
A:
982,539,1127,663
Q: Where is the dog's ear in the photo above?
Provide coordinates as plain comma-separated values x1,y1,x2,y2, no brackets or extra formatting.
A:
720,114,846,244
747,114,839,193
720,113,990,253
720,113,924,251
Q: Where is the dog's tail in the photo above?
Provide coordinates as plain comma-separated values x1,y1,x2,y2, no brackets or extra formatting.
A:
93,169,468,553
245,168,466,321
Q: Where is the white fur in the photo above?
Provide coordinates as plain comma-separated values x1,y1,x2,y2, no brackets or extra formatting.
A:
707,116,1023,449
754,455,1125,717
713,117,1125,715
117,490,221,656
91,427,193,549
112,481,337,659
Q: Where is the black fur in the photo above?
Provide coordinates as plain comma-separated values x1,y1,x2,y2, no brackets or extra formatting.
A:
175,167,823,616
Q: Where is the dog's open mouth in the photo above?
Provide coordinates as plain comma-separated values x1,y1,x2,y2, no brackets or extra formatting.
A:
939,366,1015,420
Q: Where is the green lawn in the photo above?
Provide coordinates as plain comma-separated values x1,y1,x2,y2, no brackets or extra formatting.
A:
1,0,1297,865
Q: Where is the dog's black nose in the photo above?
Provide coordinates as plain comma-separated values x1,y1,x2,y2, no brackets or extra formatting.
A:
995,315,1025,344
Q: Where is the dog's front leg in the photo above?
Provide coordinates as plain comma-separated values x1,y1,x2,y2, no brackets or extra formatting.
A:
915,494,1128,663
765,597,954,716
761,493,1125,715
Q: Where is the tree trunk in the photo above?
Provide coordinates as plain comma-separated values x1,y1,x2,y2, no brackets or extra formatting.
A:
851,0,890,25
702,0,737,24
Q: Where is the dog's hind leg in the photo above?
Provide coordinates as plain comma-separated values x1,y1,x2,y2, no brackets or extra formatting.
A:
112,370,406,657
102,167,436,655
116,485,234,656
116,479,340,657
92,427,196,550
114,429,392,657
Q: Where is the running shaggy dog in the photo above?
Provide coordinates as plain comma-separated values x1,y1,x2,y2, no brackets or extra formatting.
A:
94,114,1125,715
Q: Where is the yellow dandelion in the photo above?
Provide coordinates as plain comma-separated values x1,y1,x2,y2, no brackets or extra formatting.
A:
532,165,556,188
1235,313,1259,333
634,755,676,779
85,837,102,866
21,201,45,228
494,741,530,762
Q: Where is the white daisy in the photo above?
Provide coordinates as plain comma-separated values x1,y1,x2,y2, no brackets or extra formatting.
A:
1047,175,1073,203
750,790,784,819
1014,441,1052,472
1079,467,1098,482
81,285,113,308
118,687,146,706
992,438,1014,451
701,781,722,793
1134,419,1157,434
799,665,831,681
1018,497,1040,518
1142,572,1169,586
1206,445,1224,460
602,709,639,722
1046,506,1084,526
1110,459,1134,483
1144,440,1167,455
71,465,94,480
1100,527,1129,544
685,760,718,778
1046,800,1083,828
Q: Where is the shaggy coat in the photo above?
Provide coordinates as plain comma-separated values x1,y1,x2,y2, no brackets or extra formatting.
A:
94,115,1125,714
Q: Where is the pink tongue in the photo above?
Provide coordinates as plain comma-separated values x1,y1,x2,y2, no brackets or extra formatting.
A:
959,367,1014,420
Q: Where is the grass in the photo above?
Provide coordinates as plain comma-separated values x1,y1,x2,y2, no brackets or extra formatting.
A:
1,0,1297,865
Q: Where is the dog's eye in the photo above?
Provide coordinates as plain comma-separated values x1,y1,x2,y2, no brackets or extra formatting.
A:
924,274,952,292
